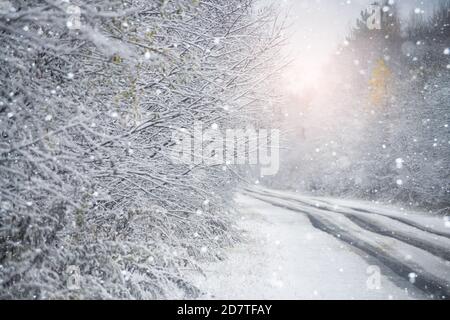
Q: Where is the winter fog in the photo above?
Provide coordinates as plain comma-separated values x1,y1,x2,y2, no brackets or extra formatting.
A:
271,0,449,213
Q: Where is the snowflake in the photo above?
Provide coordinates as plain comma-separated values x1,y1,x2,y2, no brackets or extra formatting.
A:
395,158,404,169
444,217,450,229
408,273,418,284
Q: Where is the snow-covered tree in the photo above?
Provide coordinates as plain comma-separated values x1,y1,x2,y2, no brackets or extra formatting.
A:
0,0,284,299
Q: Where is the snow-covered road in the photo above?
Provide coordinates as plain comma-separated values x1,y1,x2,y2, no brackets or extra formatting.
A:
190,188,450,300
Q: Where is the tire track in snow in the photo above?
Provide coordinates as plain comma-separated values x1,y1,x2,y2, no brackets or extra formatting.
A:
246,188,450,259
349,207,450,240
340,213,450,261
243,190,450,299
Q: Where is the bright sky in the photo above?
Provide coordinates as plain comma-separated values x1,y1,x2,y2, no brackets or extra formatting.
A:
274,0,441,90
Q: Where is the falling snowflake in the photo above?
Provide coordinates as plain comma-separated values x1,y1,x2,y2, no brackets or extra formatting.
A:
1,201,12,211
395,158,404,169
408,273,418,284
444,217,450,229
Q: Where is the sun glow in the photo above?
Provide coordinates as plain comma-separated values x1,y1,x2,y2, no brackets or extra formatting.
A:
282,59,325,96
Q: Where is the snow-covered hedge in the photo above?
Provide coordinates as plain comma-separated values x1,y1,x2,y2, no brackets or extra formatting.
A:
0,0,282,299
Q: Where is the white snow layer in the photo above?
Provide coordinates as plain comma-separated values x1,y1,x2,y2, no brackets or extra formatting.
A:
188,193,426,300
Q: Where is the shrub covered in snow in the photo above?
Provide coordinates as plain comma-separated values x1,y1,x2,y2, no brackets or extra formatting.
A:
0,0,283,299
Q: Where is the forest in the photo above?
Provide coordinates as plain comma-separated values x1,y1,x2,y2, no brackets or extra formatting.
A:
274,0,450,214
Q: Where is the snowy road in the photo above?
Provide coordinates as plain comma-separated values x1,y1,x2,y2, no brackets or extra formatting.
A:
191,188,450,300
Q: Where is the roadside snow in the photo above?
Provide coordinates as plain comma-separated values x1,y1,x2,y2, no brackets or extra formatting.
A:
245,189,450,298
190,194,425,300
